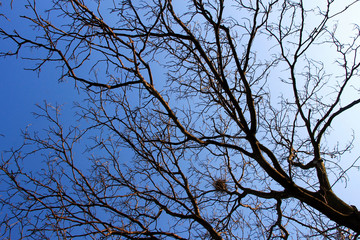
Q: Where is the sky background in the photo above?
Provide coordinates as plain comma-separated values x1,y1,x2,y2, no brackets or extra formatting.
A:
1,0,360,212
0,1,83,149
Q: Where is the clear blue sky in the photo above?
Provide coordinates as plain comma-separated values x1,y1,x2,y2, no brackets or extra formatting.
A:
0,2,81,150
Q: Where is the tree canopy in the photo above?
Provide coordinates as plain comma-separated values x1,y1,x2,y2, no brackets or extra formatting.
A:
1,0,360,239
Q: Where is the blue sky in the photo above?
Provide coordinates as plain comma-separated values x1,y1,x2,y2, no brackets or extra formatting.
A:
1,0,360,231
0,1,81,149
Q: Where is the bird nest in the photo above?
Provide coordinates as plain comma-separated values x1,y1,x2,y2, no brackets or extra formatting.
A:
212,178,227,192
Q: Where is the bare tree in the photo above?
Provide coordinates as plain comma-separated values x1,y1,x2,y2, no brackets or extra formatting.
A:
1,0,360,239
